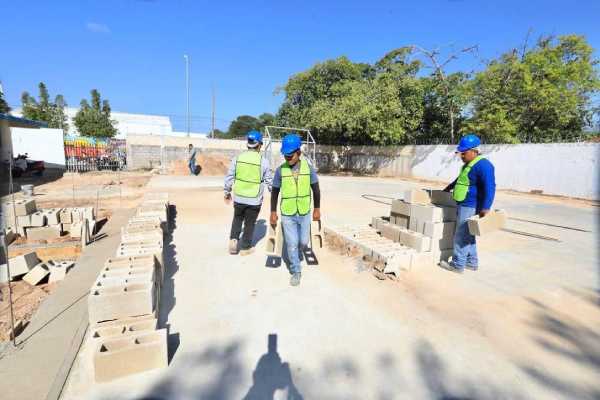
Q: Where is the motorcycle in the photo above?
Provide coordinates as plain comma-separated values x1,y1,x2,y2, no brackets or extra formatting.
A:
11,153,45,178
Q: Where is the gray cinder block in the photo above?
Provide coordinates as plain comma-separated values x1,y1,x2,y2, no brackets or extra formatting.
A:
403,189,431,205
467,209,507,236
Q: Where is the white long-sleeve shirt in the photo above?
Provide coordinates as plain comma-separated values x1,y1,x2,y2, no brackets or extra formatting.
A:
224,151,273,206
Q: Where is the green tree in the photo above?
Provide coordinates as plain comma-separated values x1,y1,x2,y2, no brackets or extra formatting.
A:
21,82,69,131
74,89,117,137
257,112,275,129
463,35,600,143
227,115,261,138
0,89,10,113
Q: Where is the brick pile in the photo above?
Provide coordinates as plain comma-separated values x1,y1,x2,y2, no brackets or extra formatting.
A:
87,192,170,382
0,251,75,285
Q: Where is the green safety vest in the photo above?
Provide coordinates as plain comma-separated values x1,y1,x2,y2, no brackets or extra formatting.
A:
280,158,311,216
453,155,483,202
234,151,262,198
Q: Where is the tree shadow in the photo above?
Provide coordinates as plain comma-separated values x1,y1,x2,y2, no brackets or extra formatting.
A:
518,297,600,400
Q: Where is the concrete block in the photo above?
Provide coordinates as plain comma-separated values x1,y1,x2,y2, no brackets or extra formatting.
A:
26,225,63,240
403,189,431,205
381,224,403,242
441,206,457,222
71,208,83,223
29,211,46,227
88,282,158,324
23,262,50,285
383,249,415,274
467,209,507,236
429,190,457,207
0,264,8,283
5,227,16,245
391,199,411,216
104,254,157,270
400,230,431,252
89,318,157,344
48,260,75,283
390,213,409,229
115,246,164,282
265,222,284,257
310,220,323,249
93,328,167,382
433,249,454,263
410,204,443,224
83,207,95,221
92,314,157,330
7,252,40,278
423,221,456,239
94,270,155,289
42,208,62,225
17,214,32,227
59,209,72,224
70,222,83,238
2,199,37,217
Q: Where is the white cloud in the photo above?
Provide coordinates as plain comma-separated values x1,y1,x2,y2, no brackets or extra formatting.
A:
86,22,111,34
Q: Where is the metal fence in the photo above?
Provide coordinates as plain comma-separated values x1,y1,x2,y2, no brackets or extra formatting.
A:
64,135,126,172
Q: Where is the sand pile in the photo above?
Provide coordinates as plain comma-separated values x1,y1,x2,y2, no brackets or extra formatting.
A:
170,153,230,176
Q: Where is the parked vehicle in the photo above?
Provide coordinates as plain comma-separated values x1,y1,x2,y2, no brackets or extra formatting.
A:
11,153,45,178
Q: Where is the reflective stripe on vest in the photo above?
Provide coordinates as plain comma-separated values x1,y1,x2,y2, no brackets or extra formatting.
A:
234,151,262,198
452,155,483,202
280,158,311,216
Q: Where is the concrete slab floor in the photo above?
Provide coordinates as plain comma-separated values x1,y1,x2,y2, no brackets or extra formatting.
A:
61,175,599,400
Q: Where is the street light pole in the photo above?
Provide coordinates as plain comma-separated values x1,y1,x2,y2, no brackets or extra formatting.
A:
184,54,190,137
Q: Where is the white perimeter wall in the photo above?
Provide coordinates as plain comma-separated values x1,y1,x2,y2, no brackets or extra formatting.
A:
11,128,65,168
407,143,599,200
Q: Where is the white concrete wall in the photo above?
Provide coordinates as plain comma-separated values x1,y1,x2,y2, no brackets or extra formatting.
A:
11,128,65,168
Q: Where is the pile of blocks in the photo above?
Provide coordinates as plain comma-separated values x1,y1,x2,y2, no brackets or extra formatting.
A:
0,251,75,285
325,188,506,275
1,199,95,243
87,192,169,383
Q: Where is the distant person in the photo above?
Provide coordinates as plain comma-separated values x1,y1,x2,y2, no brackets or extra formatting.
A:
188,143,197,175
270,133,321,287
224,131,272,255
440,134,496,273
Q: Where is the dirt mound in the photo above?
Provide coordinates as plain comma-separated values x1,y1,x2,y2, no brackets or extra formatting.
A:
170,153,230,176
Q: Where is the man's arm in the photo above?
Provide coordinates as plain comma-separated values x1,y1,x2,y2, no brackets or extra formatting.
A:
309,162,321,220
223,156,236,200
444,178,457,192
478,161,496,217
270,168,282,225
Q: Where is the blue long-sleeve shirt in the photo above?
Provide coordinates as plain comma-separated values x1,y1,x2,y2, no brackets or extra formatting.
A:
447,157,496,211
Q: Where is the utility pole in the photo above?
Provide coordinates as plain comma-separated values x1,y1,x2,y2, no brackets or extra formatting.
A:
184,54,190,137
211,85,215,138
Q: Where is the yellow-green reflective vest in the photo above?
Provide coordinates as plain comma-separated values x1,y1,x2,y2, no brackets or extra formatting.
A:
280,158,311,216
234,151,262,198
453,155,483,202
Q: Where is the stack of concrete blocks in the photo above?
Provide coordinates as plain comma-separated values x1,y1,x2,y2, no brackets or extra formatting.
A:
2,199,38,237
87,192,169,382
0,250,76,285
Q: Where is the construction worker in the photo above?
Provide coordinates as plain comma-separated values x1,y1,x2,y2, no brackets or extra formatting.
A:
440,134,496,273
270,133,321,287
188,144,197,175
224,131,272,255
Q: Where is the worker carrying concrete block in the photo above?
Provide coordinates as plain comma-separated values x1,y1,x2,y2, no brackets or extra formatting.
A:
270,133,321,287
439,134,496,274
224,131,273,256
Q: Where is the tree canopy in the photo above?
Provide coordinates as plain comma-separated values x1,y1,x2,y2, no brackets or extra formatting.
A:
73,89,117,137
274,34,599,144
21,82,69,131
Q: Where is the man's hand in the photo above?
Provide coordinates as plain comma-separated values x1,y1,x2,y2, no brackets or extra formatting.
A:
270,211,278,226
312,208,321,221
224,193,232,205
479,209,489,218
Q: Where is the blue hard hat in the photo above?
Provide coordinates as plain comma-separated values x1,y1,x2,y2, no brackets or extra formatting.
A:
281,133,302,155
247,130,263,146
456,134,481,152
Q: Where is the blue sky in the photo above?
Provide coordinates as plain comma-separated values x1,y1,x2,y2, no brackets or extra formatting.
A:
2,0,599,132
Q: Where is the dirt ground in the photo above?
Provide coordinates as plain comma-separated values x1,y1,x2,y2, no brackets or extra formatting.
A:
1,171,150,345
169,153,230,176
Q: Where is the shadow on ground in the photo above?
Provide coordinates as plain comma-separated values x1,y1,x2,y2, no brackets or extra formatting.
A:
159,205,180,362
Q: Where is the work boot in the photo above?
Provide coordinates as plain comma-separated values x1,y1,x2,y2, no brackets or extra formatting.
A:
239,247,255,256
439,260,464,274
228,239,238,255
290,272,301,286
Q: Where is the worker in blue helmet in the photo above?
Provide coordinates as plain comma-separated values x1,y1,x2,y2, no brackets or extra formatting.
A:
270,133,321,286
224,130,272,255
440,134,496,274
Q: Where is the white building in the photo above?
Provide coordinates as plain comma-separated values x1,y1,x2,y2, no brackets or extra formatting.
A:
10,107,208,139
